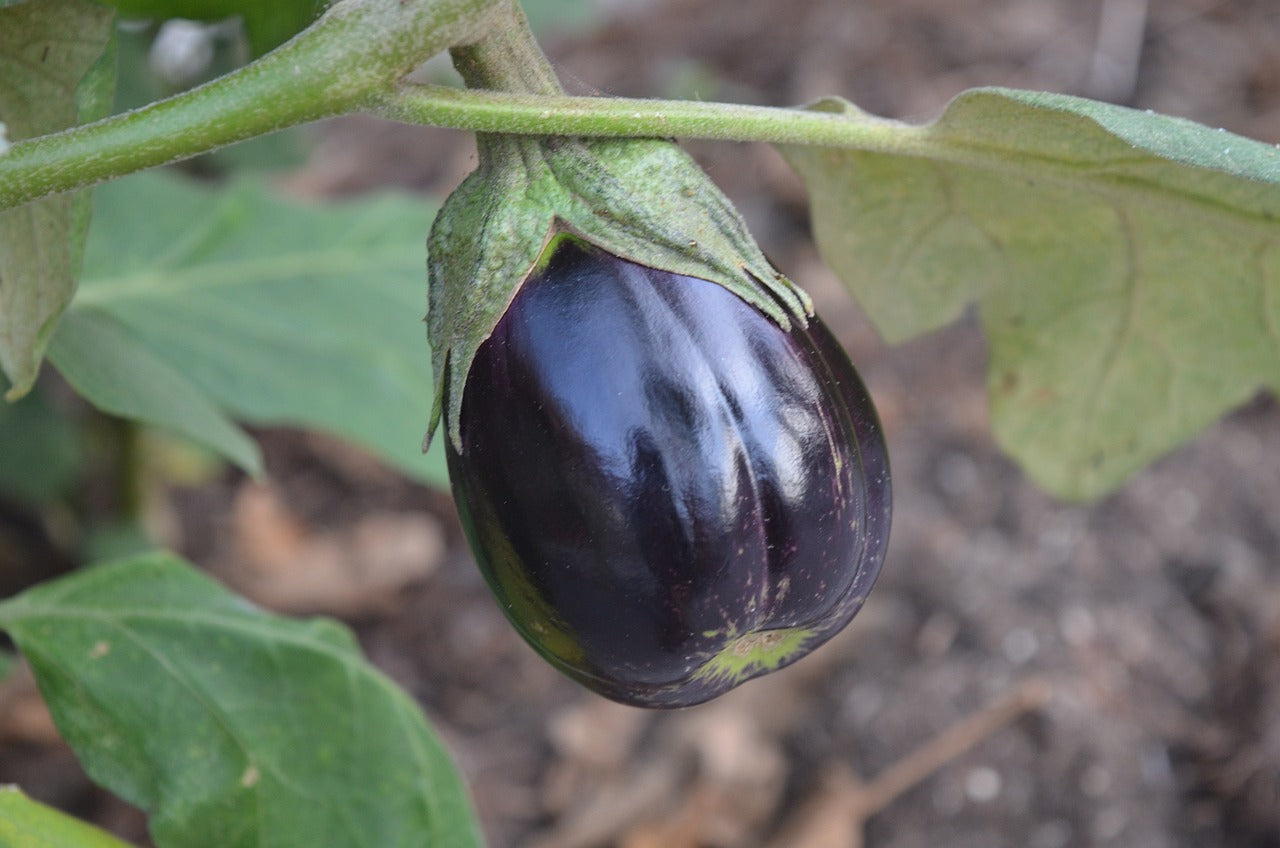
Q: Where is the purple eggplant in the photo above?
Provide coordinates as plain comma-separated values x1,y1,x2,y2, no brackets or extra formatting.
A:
445,236,891,708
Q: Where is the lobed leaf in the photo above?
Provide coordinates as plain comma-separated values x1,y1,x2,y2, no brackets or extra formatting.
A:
0,0,115,400
0,786,136,848
0,553,482,848
52,172,449,487
781,88,1280,499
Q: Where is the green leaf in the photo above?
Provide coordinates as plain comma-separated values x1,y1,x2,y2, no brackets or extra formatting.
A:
521,0,600,37
0,373,83,504
47,308,262,476
781,88,1280,500
0,0,115,400
57,171,448,487
96,0,327,56
0,786,136,848
0,553,482,848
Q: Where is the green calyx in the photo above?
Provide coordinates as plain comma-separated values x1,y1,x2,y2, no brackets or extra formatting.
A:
424,0,812,453
425,131,814,452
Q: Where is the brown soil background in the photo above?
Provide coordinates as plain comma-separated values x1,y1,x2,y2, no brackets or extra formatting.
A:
4,1,1280,846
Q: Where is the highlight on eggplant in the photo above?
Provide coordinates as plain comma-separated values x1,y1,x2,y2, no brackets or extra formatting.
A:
445,235,891,708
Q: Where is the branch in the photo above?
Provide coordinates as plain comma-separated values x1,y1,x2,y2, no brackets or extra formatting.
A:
375,83,912,148
0,0,502,210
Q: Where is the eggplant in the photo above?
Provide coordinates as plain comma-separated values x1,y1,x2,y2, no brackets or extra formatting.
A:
445,236,891,708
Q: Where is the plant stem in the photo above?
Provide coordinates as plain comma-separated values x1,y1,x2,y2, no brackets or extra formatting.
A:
376,85,913,150
444,0,563,171
448,0,562,95
0,0,503,210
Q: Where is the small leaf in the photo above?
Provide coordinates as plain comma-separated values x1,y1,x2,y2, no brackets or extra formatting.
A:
781,89,1280,499
0,0,115,399
0,786,136,848
0,553,483,848
60,172,448,487
95,0,327,56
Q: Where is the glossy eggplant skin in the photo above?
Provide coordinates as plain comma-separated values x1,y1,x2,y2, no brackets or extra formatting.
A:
446,238,891,708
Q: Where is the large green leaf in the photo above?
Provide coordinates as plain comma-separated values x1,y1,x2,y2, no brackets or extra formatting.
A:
97,0,327,56
51,172,448,487
0,0,115,400
0,553,482,848
782,88,1280,500
0,787,136,848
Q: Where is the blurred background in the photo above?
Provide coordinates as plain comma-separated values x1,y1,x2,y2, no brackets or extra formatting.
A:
2,0,1280,846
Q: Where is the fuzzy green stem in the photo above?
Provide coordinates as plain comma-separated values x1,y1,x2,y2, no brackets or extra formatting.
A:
448,0,562,95
447,0,563,173
376,84,912,149
0,0,503,210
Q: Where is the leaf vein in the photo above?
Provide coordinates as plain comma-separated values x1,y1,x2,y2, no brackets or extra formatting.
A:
75,250,422,306
1080,206,1142,474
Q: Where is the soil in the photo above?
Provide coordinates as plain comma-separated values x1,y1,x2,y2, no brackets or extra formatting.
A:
4,1,1280,846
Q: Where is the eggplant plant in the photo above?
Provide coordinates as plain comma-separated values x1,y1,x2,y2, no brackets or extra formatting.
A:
0,0,1278,845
